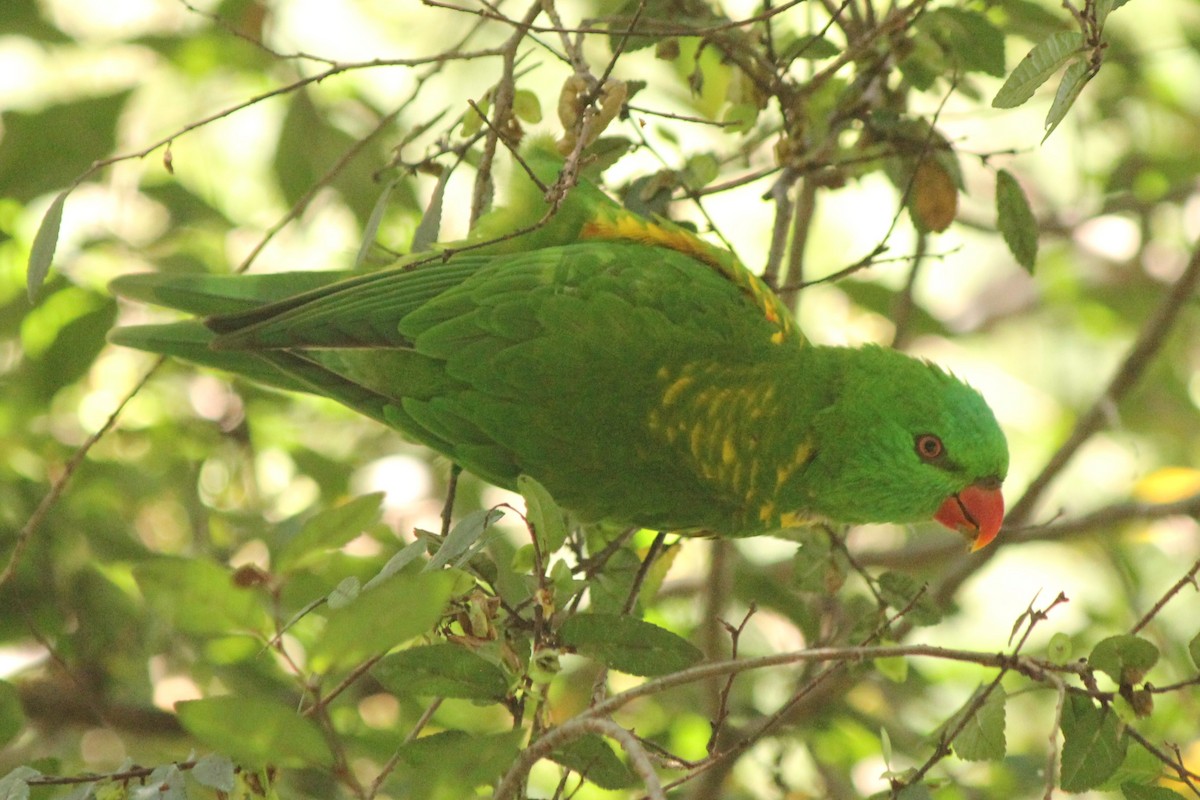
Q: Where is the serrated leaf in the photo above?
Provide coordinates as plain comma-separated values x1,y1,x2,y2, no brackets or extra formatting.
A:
26,189,67,300
177,697,330,768
518,474,568,555
398,730,524,797
549,733,639,789
877,572,941,626
1043,58,1091,141
1059,694,1127,792
133,558,269,636
560,613,702,676
1121,783,1188,800
276,493,385,573
373,643,509,700
950,685,1007,761
1089,634,1159,685
996,169,1038,272
191,753,236,792
993,31,1085,109
309,571,455,670
424,508,504,572
921,8,1007,77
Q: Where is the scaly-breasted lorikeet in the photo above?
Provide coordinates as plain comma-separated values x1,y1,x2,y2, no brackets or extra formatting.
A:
109,143,1007,548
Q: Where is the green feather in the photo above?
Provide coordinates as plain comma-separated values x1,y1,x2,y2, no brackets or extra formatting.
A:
109,143,1008,539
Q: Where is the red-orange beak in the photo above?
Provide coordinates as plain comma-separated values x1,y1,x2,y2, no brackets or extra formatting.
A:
934,482,1005,551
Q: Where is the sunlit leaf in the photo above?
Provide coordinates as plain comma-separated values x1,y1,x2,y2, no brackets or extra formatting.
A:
518,474,568,555
560,613,701,676
26,189,66,300
1089,634,1159,685
996,169,1038,272
309,571,456,670
133,558,269,636
949,685,1007,762
276,492,384,573
550,734,639,789
177,697,330,768
1060,694,1127,792
993,31,1084,109
373,643,509,700
1043,58,1092,141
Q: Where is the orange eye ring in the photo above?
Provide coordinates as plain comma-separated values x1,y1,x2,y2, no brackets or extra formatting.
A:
915,434,944,461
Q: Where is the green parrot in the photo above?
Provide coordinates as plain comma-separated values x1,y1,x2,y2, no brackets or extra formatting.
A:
108,142,1008,549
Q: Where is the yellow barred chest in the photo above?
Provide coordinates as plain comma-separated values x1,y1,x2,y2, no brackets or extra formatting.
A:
647,363,817,531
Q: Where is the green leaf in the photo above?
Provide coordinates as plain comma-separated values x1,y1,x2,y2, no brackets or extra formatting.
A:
1189,630,1200,670
309,571,456,670
560,613,702,676
874,655,908,683
177,696,330,768
411,167,450,254
549,733,639,789
1089,634,1160,685
355,176,401,269
0,681,24,749
996,169,1038,272
133,558,269,636
1047,632,1072,665
1121,783,1188,800
373,643,509,701
877,572,941,626
920,8,1007,77
398,730,524,799
26,189,67,300
1043,58,1091,141
424,508,504,572
780,34,840,61
190,753,236,793
519,474,568,555
1059,694,1127,792
0,767,40,800
1097,0,1133,27
949,685,1007,762
513,89,543,123
993,31,1084,109
364,538,428,590
276,493,385,573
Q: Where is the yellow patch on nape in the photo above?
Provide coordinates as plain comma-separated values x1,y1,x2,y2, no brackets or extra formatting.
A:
757,501,777,523
778,510,817,528
774,441,814,488
721,437,736,465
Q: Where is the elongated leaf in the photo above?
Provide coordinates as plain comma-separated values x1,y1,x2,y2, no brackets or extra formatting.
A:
1043,58,1091,141
519,474,568,555
1189,631,1200,670
26,189,67,300
177,697,330,768
993,31,1084,109
411,168,450,253
364,538,428,590
276,493,385,573
949,685,1007,761
373,643,509,700
560,613,701,676
996,169,1038,272
920,8,1006,77
309,571,456,670
424,508,504,572
355,177,400,269
550,733,639,789
1059,694,1127,792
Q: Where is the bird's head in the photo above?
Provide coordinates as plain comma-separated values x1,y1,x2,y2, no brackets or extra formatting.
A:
803,346,1009,550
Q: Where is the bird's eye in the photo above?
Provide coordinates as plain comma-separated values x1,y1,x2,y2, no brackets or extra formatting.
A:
915,434,944,461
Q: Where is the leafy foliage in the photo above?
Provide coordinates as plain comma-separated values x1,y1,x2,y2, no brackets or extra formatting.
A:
4,0,1200,799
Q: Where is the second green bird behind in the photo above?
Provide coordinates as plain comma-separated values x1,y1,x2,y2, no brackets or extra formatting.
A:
108,144,1008,550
